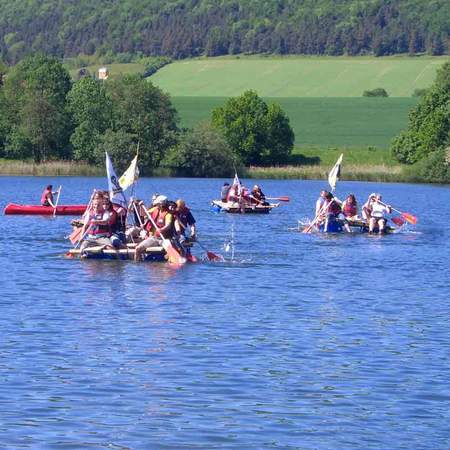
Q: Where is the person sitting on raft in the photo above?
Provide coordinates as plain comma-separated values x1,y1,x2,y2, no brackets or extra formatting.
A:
250,185,268,206
221,183,231,202
103,197,126,249
174,199,197,240
319,192,342,232
342,194,358,220
41,185,59,207
174,199,197,259
134,195,175,262
362,193,376,221
80,195,115,254
315,190,329,216
368,194,392,234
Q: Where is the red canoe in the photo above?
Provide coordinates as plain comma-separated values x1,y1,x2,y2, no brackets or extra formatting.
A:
4,203,87,216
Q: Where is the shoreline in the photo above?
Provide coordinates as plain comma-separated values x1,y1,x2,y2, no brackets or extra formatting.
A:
0,159,443,184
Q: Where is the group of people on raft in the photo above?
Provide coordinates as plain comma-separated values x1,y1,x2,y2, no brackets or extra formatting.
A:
73,190,196,261
314,190,393,233
220,183,269,206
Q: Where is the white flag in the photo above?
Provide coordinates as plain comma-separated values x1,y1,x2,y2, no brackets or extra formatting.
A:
328,154,343,192
119,154,139,191
105,152,127,208
232,172,242,196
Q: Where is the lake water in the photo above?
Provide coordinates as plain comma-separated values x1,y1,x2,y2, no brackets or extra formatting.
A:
0,176,449,449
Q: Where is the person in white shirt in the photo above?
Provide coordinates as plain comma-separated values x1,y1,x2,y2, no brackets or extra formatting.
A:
315,190,328,216
369,194,392,234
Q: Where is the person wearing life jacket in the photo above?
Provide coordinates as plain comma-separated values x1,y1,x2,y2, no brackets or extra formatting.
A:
342,194,358,219
319,192,342,232
250,185,268,206
134,195,175,261
226,184,240,203
173,199,197,260
79,195,115,254
368,193,392,234
41,185,58,207
104,198,127,249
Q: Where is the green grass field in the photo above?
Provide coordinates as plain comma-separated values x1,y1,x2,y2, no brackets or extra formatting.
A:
172,97,418,148
151,56,448,97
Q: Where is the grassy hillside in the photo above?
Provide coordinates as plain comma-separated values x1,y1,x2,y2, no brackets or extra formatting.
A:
172,97,418,148
151,56,448,97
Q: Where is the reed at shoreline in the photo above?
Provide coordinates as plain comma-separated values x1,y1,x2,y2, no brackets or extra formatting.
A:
0,158,426,183
0,160,103,177
247,164,407,182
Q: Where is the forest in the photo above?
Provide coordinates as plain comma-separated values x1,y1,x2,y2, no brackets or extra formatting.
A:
0,0,448,64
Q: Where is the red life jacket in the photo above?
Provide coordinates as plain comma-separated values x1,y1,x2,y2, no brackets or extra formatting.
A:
145,207,174,238
89,211,111,236
40,189,52,206
343,201,357,217
327,200,342,216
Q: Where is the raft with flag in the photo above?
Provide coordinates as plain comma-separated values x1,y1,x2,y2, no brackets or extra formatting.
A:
66,151,222,264
211,200,279,214
301,154,417,234
211,173,287,214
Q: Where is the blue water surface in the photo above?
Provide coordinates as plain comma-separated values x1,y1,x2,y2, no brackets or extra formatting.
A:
0,176,449,449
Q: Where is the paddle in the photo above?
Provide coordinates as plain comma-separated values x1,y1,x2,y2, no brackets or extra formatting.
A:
53,185,62,217
379,201,417,225
69,190,96,246
142,207,187,265
266,196,290,202
195,238,224,262
303,200,329,233
391,216,406,227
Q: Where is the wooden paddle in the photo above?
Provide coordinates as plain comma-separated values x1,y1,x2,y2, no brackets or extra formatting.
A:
379,201,417,225
266,196,290,202
391,216,406,227
53,185,62,217
69,190,96,246
303,200,329,233
142,207,187,265
195,238,224,262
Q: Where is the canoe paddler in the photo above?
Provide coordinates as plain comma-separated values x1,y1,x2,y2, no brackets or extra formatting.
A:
40,184,59,207
368,193,392,234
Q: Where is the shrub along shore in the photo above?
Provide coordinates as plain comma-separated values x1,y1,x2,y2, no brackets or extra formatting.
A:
0,156,432,184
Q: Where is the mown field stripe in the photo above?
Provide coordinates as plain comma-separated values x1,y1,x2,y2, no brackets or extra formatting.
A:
172,97,418,149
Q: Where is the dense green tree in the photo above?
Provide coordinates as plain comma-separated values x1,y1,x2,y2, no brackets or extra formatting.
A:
94,129,138,173
105,75,179,173
162,122,239,177
66,76,112,162
212,90,294,165
391,61,449,164
0,0,448,62
2,55,72,162
363,88,389,97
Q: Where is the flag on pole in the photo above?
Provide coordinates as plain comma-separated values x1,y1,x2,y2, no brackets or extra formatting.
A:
328,154,343,192
119,153,139,191
232,172,242,196
105,152,127,208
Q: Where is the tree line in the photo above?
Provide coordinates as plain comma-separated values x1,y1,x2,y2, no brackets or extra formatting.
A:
0,0,448,64
0,55,294,177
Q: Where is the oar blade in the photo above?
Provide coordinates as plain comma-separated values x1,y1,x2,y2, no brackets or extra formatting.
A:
162,240,187,265
278,196,290,202
207,251,224,262
391,216,405,227
402,213,417,225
